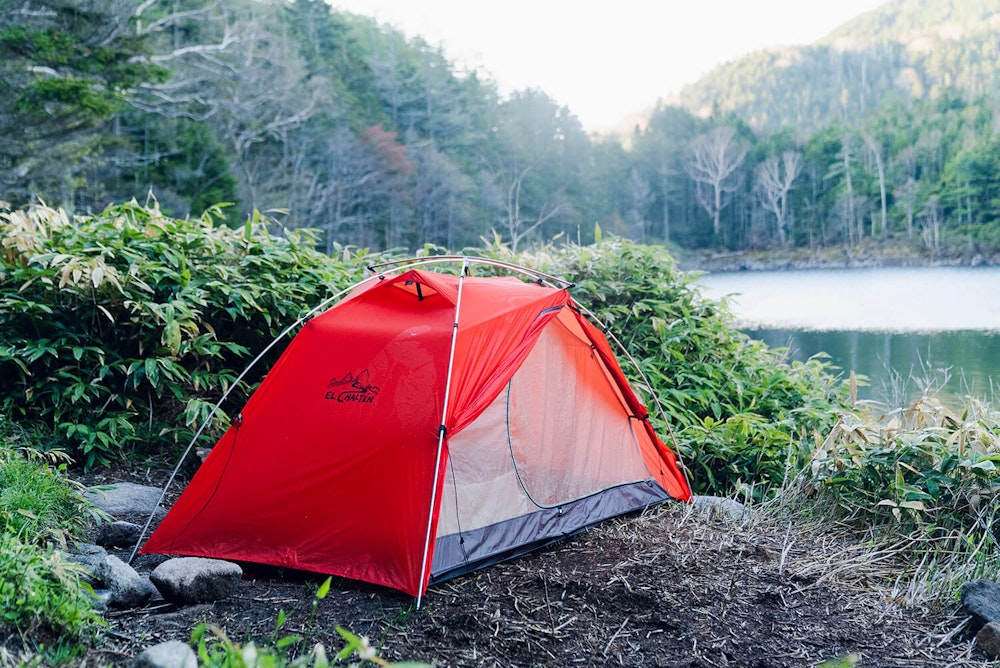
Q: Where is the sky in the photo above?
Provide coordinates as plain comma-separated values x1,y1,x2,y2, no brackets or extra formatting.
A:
328,0,888,131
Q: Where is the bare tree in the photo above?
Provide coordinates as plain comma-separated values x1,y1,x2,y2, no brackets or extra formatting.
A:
921,195,942,252
685,127,748,239
838,133,862,245
863,133,887,237
894,146,919,236
894,178,918,237
626,167,653,242
411,143,476,248
755,151,801,246
488,164,569,252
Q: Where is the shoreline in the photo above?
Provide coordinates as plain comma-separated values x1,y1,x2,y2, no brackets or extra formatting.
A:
678,249,1000,273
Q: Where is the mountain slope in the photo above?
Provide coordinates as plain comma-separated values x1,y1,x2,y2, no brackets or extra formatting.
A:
667,0,1000,132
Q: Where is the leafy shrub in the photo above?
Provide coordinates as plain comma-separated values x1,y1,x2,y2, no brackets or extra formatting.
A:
0,415,102,662
0,415,98,547
0,201,378,467
481,236,850,498
0,452,90,547
0,531,102,655
809,397,1000,539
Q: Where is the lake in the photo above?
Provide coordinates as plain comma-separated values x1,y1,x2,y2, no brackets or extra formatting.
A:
697,266,1000,405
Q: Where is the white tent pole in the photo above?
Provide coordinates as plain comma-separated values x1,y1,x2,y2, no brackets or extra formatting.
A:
367,255,573,289
416,257,469,608
127,273,385,564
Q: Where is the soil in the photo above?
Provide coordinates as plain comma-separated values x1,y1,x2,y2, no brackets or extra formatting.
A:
75,468,989,668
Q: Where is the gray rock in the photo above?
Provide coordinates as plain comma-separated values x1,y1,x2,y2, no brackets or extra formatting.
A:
95,554,157,608
690,495,750,520
977,622,1000,659
962,580,1000,631
97,520,144,547
89,588,111,611
85,482,164,518
66,542,108,583
150,557,243,604
130,640,197,668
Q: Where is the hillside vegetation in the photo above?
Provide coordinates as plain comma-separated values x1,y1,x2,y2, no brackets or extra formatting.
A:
673,0,1000,132
5,0,1000,259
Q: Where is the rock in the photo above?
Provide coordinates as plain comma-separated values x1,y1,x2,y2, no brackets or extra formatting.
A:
66,542,108,583
86,482,165,518
690,495,750,520
89,589,111,611
97,520,144,547
150,557,242,604
95,554,157,608
977,622,1000,659
961,580,1000,631
130,640,197,668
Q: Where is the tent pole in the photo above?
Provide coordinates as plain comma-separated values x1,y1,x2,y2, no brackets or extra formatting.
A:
416,257,469,608
367,255,573,289
127,274,384,564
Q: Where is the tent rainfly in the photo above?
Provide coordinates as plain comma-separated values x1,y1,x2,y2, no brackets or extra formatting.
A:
141,258,692,602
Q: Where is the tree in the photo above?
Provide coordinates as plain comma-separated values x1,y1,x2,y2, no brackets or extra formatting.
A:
625,167,653,242
755,151,802,246
862,133,888,237
489,163,569,252
686,126,748,239
0,0,166,207
410,143,476,248
631,104,703,244
921,195,942,252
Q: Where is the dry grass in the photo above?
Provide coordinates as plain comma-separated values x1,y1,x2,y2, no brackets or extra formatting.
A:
76,466,996,667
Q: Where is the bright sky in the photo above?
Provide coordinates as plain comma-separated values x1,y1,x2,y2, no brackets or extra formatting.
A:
329,0,887,131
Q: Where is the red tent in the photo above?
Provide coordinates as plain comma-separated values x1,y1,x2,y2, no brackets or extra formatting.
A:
142,261,691,600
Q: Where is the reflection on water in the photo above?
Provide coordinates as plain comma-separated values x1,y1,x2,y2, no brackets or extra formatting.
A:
698,267,1000,405
748,328,1000,404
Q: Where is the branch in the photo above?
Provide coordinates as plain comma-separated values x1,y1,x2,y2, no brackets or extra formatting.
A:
138,7,216,36
129,30,237,64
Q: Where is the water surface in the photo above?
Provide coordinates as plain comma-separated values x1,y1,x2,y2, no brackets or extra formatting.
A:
698,266,1000,403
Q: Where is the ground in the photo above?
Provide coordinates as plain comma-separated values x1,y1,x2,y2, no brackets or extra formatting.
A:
73,467,991,668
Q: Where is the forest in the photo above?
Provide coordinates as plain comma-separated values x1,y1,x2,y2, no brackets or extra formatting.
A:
4,0,1000,259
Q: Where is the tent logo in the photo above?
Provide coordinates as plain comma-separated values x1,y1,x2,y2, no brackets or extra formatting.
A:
325,370,379,404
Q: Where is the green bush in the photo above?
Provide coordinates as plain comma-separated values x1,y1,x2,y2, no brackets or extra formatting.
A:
0,416,103,662
0,415,98,547
0,531,102,657
809,397,1000,539
0,201,378,467
485,236,850,498
0,453,89,547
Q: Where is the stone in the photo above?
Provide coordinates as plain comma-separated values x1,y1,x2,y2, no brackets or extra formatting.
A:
65,542,108,583
85,482,164,518
150,557,243,604
95,554,157,608
977,622,1000,660
690,495,750,520
89,589,111,611
962,580,1000,631
96,520,144,547
130,640,197,668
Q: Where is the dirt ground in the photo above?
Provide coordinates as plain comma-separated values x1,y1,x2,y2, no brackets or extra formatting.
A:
74,468,991,668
